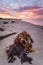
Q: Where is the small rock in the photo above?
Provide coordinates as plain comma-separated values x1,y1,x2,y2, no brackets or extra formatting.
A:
0,28,5,31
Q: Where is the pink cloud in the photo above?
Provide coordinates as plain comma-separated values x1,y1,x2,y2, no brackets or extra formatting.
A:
0,7,43,26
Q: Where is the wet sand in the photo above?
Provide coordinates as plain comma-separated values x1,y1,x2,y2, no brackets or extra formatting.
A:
0,20,43,65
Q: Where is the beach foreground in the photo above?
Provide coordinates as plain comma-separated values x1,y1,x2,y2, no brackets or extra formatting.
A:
0,19,43,65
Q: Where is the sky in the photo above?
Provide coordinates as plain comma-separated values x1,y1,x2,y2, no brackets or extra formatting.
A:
0,0,43,26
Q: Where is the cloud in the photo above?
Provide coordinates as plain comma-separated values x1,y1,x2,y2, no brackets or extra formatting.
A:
0,5,43,26
0,7,43,19
0,0,43,11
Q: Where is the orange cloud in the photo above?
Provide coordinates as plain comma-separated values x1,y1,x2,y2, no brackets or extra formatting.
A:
0,8,43,19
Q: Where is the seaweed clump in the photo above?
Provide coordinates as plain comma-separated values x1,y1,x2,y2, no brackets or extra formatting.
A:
6,31,35,64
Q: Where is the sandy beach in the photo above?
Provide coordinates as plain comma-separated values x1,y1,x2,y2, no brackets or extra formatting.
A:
0,19,43,65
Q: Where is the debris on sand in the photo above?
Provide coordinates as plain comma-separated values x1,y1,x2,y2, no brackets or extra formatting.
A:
11,21,15,23
0,32,16,40
41,27,43,29
6,31,35,64
0,28,5,31
3,21,8,24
